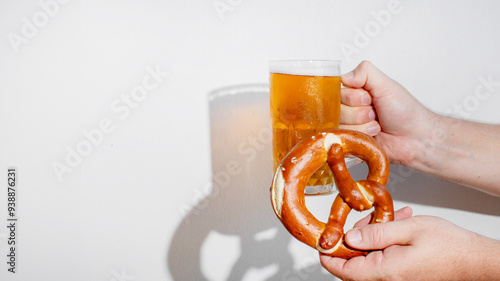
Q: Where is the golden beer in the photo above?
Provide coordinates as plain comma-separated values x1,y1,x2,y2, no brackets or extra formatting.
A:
269,61,341,194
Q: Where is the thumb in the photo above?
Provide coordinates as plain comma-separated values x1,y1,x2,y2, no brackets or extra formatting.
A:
344,218,415,250
341,61,400,98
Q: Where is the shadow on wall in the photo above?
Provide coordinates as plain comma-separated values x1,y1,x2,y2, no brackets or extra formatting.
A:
351,163,500,216
167,84,500,280
387,164,500,216
167,84,334,280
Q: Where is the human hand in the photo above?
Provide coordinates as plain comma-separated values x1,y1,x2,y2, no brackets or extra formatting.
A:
339,61,435,166
320,207,500,281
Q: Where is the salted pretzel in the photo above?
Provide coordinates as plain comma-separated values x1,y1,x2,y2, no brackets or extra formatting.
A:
270,129,393,258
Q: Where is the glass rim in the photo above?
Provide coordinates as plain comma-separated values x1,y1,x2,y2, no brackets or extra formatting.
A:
268,59,341,62
268,60,341,76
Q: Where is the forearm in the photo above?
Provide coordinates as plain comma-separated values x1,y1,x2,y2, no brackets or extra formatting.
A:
411,113,500,196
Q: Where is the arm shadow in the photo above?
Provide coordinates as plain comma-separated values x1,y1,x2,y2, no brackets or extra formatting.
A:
350,162,500,216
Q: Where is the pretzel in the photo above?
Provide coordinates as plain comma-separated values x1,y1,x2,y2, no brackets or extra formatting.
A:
270,129,393,258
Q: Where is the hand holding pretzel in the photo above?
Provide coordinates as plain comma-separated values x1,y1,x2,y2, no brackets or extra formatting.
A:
318,61,500,280
270,129,393,258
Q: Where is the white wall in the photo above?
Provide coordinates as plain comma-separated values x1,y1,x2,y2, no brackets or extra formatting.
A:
1,1,500,280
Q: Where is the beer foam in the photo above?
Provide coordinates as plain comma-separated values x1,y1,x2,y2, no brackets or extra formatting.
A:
269,60,341,77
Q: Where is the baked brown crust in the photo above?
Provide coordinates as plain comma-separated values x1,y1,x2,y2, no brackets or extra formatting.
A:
270,129,393,258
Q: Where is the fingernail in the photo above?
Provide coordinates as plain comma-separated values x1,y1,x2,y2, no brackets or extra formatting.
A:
368,109,376,120
346,229,362,245
367,123,380,135
361,95,371,105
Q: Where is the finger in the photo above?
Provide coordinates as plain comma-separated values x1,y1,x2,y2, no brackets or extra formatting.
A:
320,251,386,281
395,206,413,220
341,87,372,106
352,212,374,228
342,61,396,97
321,208,414,280
345,216,416,250
353,206,413,228
340,104,376,125
319,254,348,279
339,121,381,136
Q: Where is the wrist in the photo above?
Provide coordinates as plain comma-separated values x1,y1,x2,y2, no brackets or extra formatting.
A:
461,234,500,280
404,111,446,171
409,113,467,177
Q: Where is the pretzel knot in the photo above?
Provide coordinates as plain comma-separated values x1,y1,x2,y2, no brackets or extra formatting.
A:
270,129,394,259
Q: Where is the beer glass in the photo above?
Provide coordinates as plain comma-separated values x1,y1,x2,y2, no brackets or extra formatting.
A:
269,60,354,195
